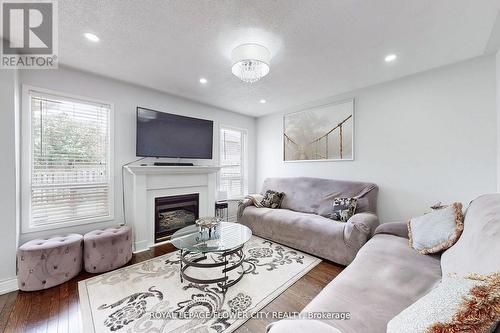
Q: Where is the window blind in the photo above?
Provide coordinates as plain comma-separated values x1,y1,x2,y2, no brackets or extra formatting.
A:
29,91,112,227
219,127,247,199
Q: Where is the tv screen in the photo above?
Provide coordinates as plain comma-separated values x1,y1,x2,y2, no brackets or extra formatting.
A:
136,107,213,159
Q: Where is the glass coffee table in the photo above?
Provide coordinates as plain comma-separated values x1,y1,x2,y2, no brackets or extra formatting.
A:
170,222,252,290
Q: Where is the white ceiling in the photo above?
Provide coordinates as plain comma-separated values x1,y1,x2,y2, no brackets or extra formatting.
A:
58,0,500,117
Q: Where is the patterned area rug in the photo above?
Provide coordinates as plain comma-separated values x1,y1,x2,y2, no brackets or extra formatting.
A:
79,236,321,333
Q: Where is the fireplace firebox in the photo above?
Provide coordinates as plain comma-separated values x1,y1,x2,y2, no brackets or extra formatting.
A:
155,193,199,243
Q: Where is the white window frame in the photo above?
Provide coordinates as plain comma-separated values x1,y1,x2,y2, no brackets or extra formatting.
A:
218,124,248,200
21,85,115,233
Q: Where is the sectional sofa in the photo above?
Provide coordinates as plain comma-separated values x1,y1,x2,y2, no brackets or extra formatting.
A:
267,193,500,333
238,177,379,265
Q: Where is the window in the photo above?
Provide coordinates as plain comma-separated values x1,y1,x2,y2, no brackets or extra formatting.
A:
22,87,113,232
219,126,248,199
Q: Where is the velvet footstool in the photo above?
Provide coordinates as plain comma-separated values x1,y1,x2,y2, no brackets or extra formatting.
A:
17,234,83,291
83,225,133,273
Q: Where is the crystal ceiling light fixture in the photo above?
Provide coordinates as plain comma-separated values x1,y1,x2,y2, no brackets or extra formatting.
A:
231,43,271,83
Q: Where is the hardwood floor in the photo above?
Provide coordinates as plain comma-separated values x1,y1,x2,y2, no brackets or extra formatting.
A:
0,243,344,333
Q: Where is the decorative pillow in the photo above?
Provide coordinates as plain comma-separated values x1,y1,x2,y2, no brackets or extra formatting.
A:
430,201,448,210
408,202,464,254
260,190,285,209
245,194,264,208
323,197,358,222
387,273,500,333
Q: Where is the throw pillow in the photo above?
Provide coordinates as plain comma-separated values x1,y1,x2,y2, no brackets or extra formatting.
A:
324,197,358,222
387,273,500,333
260,190,285,209
245,194,264,208
430,201,448,210
408,202,464,254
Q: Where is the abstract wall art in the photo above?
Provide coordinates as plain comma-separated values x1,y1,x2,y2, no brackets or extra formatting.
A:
283,99,354,162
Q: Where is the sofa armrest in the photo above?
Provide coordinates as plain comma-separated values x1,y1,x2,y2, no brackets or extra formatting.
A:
374,222,409,239
343,213,379,262
237,198,254,221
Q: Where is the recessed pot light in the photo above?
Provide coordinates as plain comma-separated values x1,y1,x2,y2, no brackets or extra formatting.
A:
84,32,100,42
384,54,397,63
199,78,208,84
260,99,266,104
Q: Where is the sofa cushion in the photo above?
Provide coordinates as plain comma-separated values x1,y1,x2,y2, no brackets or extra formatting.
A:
387,273,500,333
261,190,285,209
261,177,378,215
441,193,500,278
241,206,349,263
408,203,464,254
374,222,409,239
300,234,442,333
320,197,358,222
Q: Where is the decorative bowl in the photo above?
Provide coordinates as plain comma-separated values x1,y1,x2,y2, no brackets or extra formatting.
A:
195,217,220,239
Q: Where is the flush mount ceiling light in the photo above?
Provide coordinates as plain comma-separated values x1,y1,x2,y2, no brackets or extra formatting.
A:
199,77,208,84
385,54,397,63
231,43,271,83
83,32,100,42
260,99,267,104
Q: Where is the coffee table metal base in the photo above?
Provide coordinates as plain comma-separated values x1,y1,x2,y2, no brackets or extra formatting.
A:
179,244,245,290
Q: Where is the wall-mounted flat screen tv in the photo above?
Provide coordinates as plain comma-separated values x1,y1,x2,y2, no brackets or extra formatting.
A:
136,107,213,159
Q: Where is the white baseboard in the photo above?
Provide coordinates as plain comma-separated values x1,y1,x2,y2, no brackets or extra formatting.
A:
133,240,150,254
0,277,18,295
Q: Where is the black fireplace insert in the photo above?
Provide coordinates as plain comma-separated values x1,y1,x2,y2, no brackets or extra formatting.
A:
155,193,199,242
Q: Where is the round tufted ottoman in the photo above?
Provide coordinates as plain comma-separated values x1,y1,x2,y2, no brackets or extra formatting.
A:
83,225,133,273
17,234,83,291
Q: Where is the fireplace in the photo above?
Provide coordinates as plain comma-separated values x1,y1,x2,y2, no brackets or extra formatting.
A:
154,193,199,243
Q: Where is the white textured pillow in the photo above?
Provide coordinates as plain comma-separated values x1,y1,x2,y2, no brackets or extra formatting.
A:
245,194,264,207
387,273,500,333
408,202,464,254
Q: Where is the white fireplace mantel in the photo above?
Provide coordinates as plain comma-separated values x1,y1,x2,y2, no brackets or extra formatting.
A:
123,164,221,252
125,165,221,175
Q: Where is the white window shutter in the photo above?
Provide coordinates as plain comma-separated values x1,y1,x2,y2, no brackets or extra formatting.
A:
29,91,112,227
219,127,247,199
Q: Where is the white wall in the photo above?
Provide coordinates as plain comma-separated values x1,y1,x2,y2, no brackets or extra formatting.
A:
17,67,257,243
497,50,500,192
256,55,497,222
0,70,19,290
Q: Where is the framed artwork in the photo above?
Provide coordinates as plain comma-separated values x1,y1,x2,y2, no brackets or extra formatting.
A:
283,98,354,162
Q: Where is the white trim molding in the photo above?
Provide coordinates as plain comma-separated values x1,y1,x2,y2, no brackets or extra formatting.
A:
0,277,18,295
21,85,115,233
124,164,220,252
218,124,249,200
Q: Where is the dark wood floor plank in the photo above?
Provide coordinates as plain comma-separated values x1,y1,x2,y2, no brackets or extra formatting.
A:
0,244,343,333
0,291,18,332
46,286,61,333
57,282,69,333
24,290,45,333
69,278,83,333
4,290,31,333
0,294,8,315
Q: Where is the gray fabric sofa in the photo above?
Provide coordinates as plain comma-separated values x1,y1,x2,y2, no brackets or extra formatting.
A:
238,177,379,265
268,193,500,333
